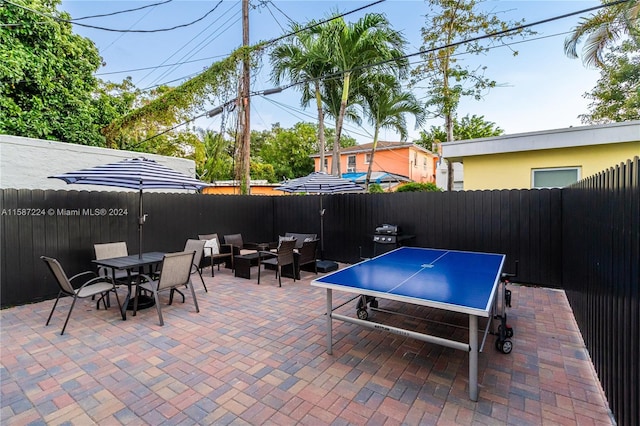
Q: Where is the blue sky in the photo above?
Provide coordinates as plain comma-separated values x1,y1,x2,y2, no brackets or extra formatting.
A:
59,0,602,143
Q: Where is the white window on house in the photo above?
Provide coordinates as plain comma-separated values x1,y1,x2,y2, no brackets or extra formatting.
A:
323,158,328,171
531,167,581,188
423,157,427,170
347,155,356,172
365,153,371,164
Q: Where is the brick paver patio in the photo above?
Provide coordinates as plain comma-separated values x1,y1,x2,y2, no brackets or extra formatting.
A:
1,263,613,425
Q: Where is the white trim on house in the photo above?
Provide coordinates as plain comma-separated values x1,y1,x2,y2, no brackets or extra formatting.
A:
442,120,640,162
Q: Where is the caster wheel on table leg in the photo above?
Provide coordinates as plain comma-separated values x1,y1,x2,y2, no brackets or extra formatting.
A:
496,339,513,354
357,309,368,320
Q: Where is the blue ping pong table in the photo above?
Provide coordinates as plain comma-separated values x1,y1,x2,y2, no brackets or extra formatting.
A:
311,246,507,401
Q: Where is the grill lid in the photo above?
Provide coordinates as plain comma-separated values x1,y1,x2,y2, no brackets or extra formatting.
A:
375,224,400,234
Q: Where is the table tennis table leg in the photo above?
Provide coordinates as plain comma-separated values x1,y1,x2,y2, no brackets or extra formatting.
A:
326,289,333,355
469,314,479,401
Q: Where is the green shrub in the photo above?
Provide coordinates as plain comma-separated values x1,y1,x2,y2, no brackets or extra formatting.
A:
368,183,384,193
395,182,442,192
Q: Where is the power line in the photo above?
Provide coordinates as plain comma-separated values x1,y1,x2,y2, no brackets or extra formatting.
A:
262,0,296,26
138,13,241,91
4,0,225,33
280,0,627,95
109,1,627,145
264,0,387,47
90,0,387,82
259,2,287,33
95,54,230,76
98,1,165,55
141,3,240,88
72,0,173,21
160,2,617,138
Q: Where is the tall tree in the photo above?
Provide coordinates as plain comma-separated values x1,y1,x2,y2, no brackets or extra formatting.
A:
322,14,409,175
252,122,357,180
361,75,426,190
579,40,640,123
255,122,317,181
197,129,234,182
321,77,362,147
416,114,504,150
453,114,504,139
0,0,104,145
270,22,333,172
411,0,532,190
564,0,639,68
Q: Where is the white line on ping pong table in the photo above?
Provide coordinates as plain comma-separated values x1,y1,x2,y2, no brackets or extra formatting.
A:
387,250,451,294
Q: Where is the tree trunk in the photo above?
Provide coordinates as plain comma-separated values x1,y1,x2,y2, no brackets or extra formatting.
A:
445,113,454,191
332,72,351,176
315,83,326,173
240,0,251,194
365,128,380,191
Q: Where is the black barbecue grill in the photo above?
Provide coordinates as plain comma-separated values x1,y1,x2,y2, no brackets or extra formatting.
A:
372,224,414,255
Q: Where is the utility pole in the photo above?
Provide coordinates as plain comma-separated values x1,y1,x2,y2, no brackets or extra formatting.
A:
240,0,251,194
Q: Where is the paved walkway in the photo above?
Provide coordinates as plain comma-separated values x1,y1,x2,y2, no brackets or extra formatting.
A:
1,264,613,425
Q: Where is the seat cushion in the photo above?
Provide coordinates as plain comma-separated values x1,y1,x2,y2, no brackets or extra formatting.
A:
285,233,317,249
278,235,296,250
204,238,219,256
76,282,115,298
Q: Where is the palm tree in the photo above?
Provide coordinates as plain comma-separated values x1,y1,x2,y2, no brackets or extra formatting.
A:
322,78,362,137
361,75,426,190
564,0,639,68
322,14,409,175
197,129,233,182
270,22,333,172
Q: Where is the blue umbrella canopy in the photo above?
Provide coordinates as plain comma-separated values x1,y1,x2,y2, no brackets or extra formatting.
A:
50,157,209,257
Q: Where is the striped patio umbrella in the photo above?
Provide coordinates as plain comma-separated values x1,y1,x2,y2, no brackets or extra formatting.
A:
275,172,363,259
50,157,210,257
275,171,364,194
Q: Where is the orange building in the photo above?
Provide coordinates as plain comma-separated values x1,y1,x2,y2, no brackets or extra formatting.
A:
202,180,285,195
311,141,437,184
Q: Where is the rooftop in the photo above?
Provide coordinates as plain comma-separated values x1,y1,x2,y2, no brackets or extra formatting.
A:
442,120,640,162
0,265,613,425
311,141,433,157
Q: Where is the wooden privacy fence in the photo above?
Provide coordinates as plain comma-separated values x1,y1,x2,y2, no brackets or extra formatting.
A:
562,157,639,426
1,188,561,307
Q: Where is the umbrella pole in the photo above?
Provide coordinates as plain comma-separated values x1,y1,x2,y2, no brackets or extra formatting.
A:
320,196,325,260
138,188,143,259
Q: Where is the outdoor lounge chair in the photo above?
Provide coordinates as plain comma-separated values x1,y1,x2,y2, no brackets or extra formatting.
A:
296,238,319,278
224,233,259,256
170,239,206,304
41,256,122,335
137,251,199,326
257,238,297,287
94,241,136,284
285,232,317,249
94,241,150,304
198,233,233,276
